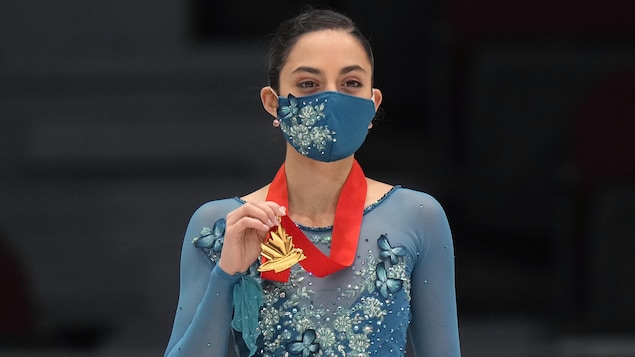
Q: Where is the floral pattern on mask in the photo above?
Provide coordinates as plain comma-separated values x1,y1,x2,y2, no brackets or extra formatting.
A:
278,94,335,156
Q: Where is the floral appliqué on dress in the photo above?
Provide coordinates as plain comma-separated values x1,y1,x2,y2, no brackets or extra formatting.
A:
192,218,225,262
195,219,412,356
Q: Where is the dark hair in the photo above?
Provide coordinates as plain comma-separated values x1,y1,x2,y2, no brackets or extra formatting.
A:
266,8,375,92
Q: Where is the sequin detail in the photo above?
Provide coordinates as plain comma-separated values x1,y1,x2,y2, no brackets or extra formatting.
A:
309,234,332,245
279,95,335,156
193,203,416,355
256,235,411,356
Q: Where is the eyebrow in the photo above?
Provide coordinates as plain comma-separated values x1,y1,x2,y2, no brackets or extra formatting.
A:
291,65,367,75
340,65,366,74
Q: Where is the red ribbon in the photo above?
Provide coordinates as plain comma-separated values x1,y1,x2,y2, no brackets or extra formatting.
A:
262,159,367,282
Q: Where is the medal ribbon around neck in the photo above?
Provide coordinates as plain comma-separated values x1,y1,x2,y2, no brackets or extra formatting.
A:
260,159,367,282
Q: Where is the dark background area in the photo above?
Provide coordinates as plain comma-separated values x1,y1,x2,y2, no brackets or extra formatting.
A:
1,1,634,356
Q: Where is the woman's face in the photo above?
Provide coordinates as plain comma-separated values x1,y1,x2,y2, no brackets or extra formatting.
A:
278,29,374,100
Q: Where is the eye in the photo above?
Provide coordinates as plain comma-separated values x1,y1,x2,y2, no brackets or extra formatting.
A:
298,80,317,88
343,79,362,88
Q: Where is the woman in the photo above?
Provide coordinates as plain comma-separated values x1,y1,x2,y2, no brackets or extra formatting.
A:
165,8,461,357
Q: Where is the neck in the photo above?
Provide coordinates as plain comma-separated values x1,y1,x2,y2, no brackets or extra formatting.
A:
284,148,354,227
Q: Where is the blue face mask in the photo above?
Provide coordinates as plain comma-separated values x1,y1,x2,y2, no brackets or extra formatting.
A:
275,91,376,162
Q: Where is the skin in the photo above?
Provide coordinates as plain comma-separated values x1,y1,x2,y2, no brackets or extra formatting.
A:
219,29,389,275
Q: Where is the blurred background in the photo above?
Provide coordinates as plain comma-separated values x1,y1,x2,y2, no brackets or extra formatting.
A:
1,1,634,356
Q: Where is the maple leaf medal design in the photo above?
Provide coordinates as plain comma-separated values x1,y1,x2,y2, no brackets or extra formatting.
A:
258,221,306,273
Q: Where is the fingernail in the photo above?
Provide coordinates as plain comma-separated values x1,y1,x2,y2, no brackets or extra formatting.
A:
279,206,287,215
267,219,274,227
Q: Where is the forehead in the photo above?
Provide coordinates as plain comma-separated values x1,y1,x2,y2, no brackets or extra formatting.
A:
282,29,371,72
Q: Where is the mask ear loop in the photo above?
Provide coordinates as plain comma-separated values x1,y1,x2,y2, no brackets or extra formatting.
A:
270,88,281,128
270,87,279,98
369,89,376,129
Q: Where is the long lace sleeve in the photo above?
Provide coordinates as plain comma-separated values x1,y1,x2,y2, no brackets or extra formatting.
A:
408,193,461,356
164,200,242,357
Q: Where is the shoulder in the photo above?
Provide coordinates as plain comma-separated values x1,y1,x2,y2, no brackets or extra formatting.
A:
366,178,445,210
373,185,449,223
400,187,448,219
188,197,244,227
383,188,453,255
182,198,243,258
392,187,445,208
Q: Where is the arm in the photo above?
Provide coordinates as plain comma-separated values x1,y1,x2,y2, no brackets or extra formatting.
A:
164,203,240,357
164,200,286,356
409,195,461,356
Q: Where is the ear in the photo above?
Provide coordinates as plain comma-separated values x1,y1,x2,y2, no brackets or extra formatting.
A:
260,86,279,118
371,88,383,111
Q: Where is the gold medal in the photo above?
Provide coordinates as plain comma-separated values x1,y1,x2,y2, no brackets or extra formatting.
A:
258,218,306,273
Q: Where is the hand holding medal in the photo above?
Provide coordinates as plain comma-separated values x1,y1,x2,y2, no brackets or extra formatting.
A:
220,201,287,276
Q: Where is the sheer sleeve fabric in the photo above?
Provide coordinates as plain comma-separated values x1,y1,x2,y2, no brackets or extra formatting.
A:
164,199,242,357
405,191,461,356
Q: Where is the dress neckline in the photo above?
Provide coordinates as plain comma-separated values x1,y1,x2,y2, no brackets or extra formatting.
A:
234,185,401,232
